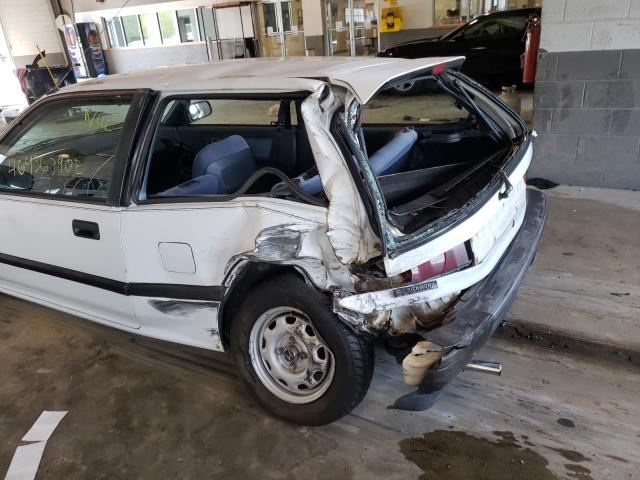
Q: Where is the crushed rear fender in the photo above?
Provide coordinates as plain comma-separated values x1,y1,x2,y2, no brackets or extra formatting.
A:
391,189,548,411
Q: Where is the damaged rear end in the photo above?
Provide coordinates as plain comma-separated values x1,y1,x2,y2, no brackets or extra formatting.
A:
330,66,548,410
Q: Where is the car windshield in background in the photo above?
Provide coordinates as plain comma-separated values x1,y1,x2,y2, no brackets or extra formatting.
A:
0,96,132,199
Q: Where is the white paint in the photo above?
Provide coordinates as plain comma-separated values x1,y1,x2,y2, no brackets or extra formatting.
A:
4,441,47,480
383,144,531,275
339,180,528,314
4,411,67,480
158,242,196,274
61,56,465,105
0,196,138,330
122,197,327,349
21,411,68,442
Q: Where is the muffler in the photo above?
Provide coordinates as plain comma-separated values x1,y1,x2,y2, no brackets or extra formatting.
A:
464,359,502,376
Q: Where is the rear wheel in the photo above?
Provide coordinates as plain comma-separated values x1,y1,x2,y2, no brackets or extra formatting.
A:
231,274,374,425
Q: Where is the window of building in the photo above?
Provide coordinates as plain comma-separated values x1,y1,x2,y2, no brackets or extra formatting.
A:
104,9,202,48
106,17,126,48
199,7,218,40
121,15,143,47
177,9,200,42
0,96,133,200
140,13,162,46
158,11,180,44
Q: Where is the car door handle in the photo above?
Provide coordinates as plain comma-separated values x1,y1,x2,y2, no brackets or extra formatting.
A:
471,46,488,50
72,219,100,240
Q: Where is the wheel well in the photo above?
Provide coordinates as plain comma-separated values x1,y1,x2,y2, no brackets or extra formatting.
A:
219,262,308,349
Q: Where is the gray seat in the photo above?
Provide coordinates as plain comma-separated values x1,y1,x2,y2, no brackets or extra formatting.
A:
296,128,418,196
159,135,256,196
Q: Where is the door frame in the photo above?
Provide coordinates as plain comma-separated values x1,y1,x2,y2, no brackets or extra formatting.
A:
0,88,154,208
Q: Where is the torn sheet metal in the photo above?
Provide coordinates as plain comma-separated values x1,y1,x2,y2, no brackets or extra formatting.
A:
300,85,380,265
224,222,358,292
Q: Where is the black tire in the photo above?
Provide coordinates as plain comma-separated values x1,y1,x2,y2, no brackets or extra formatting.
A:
230,273,374,425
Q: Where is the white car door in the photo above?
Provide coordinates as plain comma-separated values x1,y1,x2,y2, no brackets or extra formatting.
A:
0,91,148,330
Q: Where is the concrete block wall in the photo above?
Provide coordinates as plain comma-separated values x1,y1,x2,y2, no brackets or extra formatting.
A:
531,0,640,188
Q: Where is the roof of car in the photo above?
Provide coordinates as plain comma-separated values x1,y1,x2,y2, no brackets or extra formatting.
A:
60,56,464,104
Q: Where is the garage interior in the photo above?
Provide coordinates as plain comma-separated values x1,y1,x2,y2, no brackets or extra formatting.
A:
0,0,638,479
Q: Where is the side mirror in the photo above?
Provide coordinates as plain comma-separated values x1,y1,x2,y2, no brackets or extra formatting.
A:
188,100,212,122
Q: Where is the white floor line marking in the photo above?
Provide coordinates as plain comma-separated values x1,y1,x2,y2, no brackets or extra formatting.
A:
4,442,47,480
21,411,67,442
4,411,67,480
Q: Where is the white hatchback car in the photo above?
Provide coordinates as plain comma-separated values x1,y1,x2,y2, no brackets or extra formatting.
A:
0,57,546,425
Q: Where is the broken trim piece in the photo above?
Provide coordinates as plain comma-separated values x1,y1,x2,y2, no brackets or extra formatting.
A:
391,189,547,410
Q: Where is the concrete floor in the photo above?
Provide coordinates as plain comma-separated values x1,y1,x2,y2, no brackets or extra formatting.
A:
0,190,638,480
511,186,640,353
0,292,638,479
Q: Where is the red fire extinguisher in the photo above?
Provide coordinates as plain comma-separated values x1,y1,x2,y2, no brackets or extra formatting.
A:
522,14,541,84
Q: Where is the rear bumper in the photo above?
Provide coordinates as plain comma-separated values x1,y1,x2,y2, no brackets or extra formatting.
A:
391,188,548,411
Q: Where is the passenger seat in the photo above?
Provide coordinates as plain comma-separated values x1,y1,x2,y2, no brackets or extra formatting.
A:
158,135,256,196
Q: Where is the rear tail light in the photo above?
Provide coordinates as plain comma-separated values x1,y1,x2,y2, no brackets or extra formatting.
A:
403,244,470,283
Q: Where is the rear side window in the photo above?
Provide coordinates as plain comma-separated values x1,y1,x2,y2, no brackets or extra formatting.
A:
160,98,291,126
140,96,316,202
0,96,133,200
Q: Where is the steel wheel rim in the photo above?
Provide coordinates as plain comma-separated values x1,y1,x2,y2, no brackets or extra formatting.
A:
394,80,416,93
249,306,335,404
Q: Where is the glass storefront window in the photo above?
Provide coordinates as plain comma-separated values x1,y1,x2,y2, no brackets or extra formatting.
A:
105,18,126,48
177,9,200,42
200,7,218,40
121,15,143,47
140,13,162,46
103,9,203,48
261,3,279,35
158,11,180,44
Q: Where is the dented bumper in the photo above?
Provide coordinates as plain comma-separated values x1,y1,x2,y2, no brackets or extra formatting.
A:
391,188,548,411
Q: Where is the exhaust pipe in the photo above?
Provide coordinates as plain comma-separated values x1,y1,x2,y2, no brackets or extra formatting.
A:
464,360,502,376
